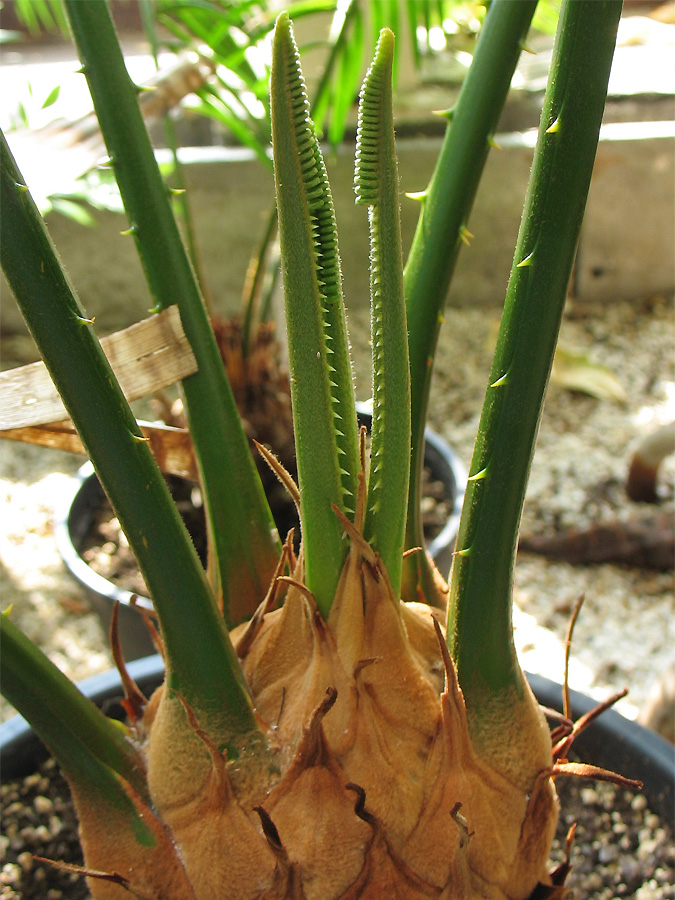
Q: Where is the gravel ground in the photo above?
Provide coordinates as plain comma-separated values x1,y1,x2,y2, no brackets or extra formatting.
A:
1,293,673,729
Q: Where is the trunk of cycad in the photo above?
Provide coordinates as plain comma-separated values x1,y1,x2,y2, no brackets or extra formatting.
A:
128,524,557,900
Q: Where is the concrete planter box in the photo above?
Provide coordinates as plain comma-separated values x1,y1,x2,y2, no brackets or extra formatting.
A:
1,120,672,338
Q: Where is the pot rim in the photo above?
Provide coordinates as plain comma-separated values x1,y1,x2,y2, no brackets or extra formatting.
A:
2,658,672,819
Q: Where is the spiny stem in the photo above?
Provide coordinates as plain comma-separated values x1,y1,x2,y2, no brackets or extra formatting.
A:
271,12,359,617
355,28,410,598
0,129,261,751
64,0,280,628
447,0,622,719
401,0,538,604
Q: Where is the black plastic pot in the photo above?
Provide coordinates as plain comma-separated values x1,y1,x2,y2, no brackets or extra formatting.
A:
527,673,674,821
0,655,166,780
54,409,467,660
2,661,672,824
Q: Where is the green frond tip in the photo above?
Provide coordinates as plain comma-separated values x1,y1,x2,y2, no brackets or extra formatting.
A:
354,28,395,206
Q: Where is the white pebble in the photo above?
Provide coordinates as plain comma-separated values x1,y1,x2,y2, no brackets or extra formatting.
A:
598,842,619,863
632,794,648,811
17,851,33,872
1,863,21,885
34,794,54,816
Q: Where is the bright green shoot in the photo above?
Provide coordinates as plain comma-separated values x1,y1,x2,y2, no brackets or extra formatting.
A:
0,128,260,754
447,0,623,760
355,28,410,598
64,0,281,630
401,0,538,605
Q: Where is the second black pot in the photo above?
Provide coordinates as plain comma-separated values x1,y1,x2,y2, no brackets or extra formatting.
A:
55,408,467,660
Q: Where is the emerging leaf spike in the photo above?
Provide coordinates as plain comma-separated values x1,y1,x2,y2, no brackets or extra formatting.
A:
354,29,395,206
354,29,411,597
271,13,359,614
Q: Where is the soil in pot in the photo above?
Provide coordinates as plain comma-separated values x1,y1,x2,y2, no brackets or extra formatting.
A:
1,752,673,899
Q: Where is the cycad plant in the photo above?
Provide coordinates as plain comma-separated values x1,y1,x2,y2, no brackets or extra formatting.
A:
0,1,633,898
